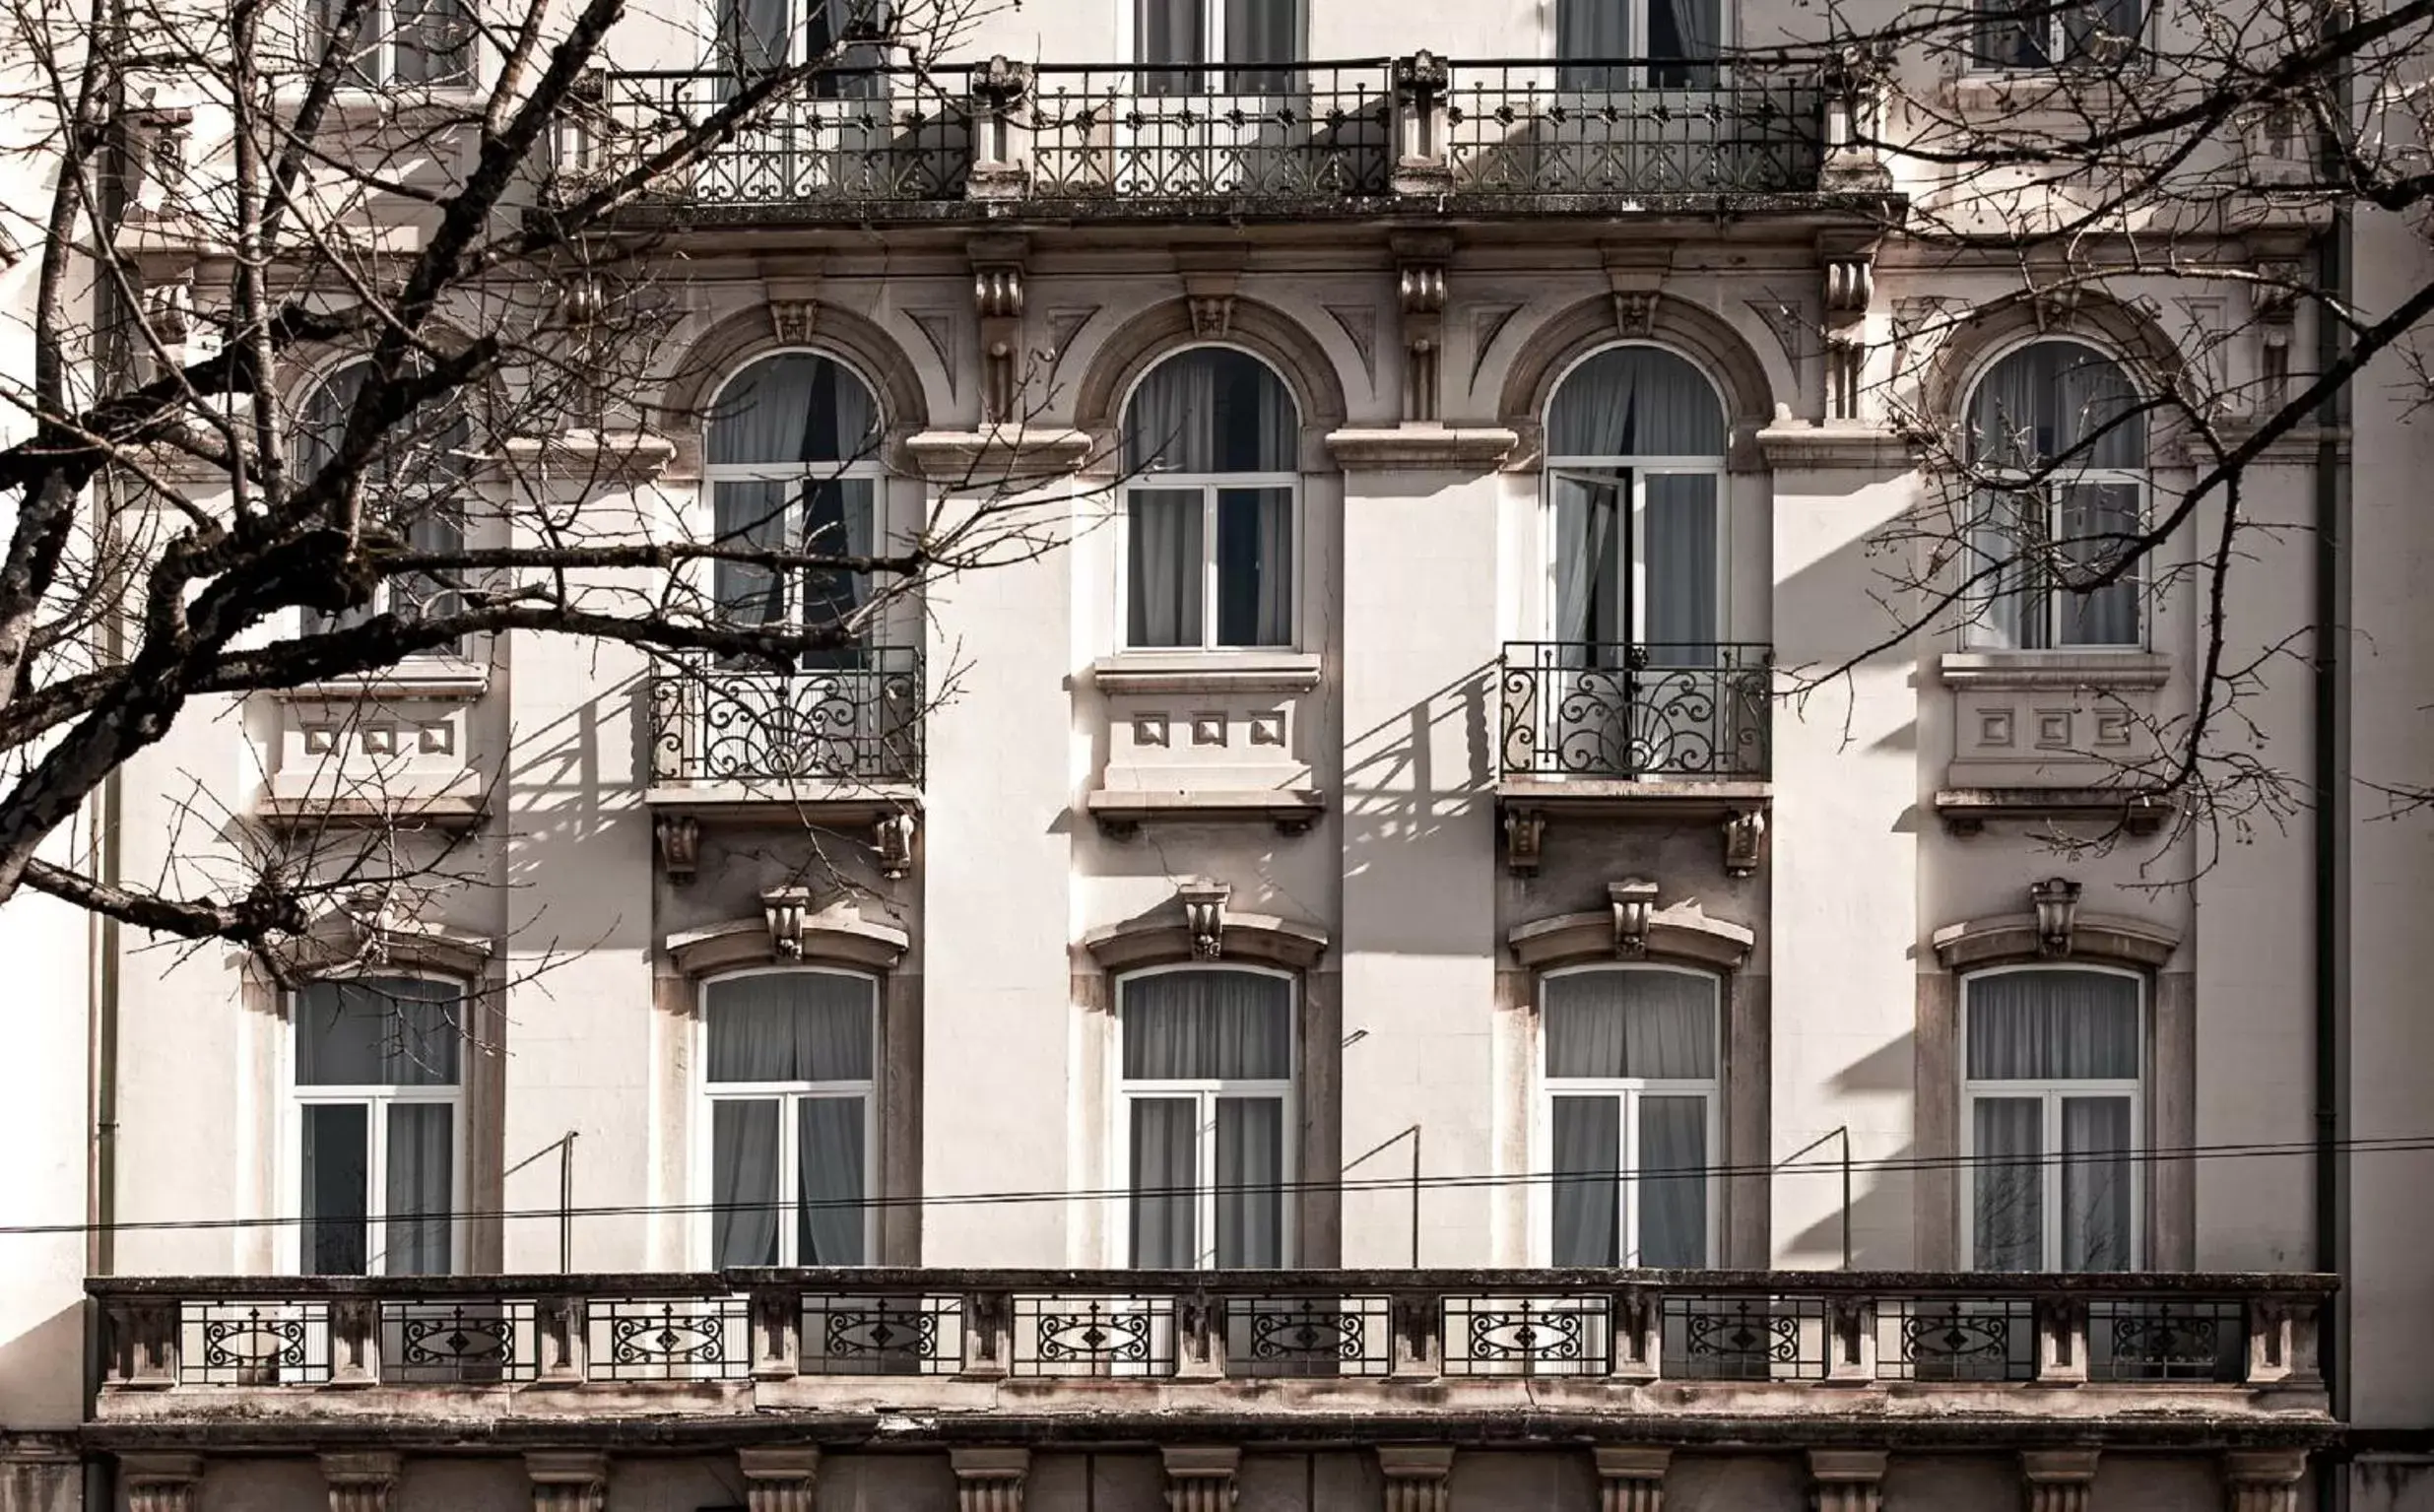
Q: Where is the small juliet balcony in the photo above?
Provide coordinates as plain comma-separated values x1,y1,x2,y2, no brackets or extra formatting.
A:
551,54,1848,223
644,647,923,879
89,1269,2332,1450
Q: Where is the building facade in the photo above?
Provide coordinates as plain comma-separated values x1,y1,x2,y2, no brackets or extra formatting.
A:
5,0,2434,1506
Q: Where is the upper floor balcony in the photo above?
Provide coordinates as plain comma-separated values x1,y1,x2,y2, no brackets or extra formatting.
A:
550,54,1847,226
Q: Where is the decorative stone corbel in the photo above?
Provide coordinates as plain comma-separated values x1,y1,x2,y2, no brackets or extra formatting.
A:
1610,880,1659,958
1160,1447,1240,1512
122,1454,204,1512
1604,245,1670,339
2020,1450,2099,1512
1393,232,1453,424
1377,1447,1455,1512
1808,1449,1886,1512
1594,1447,1672,1512
1179,879,1231,959
2223,1450,2306,1512
970,234,1028,426
872,811,918,880
766,271,825,346
321,1453,401,1512
525,1452,609,1512
655,814,701,883
125,106,196,225
737,1448,821,1512
1818,232,1876,422
2252,259,2303,407
1722,807,1768,878
1503,808,1547,876
951,1448,1029,1512
763,886,815,958
2031,877,2081,957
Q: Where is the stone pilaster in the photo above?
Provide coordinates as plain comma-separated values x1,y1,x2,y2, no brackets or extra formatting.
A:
2225,1450,2308,1512
1378,1447,1453,1512
737,1448,821,1512
1160,1446,1240,1512
525,1451,608,1512
1809,1449,1887,1512
2021,1450,2099,1512
951,1448,1030,1512
320,1453,401,1512
121,1455,202,1512
1595,1447,1672,1512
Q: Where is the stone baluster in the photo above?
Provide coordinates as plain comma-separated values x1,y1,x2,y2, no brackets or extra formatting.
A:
1390,52,1452,196
121,1454,203,1512
2224,1451,2306,1512
1808,1449,1887,1512
952,1448,1029,1512
1378,1447,1453,1512
967,56,1034,201
1608,1287,1661,1382
749,1282,800,1382
737,1448,820,1512
329,1297,380,1387
1387,1289,1441,1381
321,1453,400,1512
1161,1447,1240,1512
1595,1447,1671,1512
2021,1450,2098,1512
1825,1294,1877,1382
960,1286,1011,1380
526,1451,609,1512
535,1294,586,1384
2035,1293,2089,1384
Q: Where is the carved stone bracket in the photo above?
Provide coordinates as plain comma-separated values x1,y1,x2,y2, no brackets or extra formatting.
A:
1161,1447,1240,1512
769,297,819,346
1504,808,1547,875
763,887,815,958
1184,272,1239,339
1610,879,1659,958
1595,1447,1672,1512
1723,806,1768,878
1819,233,1877,422
951,1448,1030,1512
2252,259,2303,407
737,1448,821,1512
2223,1450,2305,1512
2021,1450,2099,1512
1377,1447,1455,1512
1808,1449,1887,1512
1393,231,1453,424
1179,878,1231,958
873,811,918,880
1603,245,1671,339
655,814,701,883
526,1452,609,1512
122,1454,203,1512
321,1453,401,1512
970,235,1028,426
2031,877,2082,956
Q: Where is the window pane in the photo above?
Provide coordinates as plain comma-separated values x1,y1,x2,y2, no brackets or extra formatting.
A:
798,476,878,646
1968,342,2142,469
1644,0,1720,84
1555,0,1628,90
798,1095,867,1265
712,1099,782,1268
706,354,880,467
2063,0,2141,59
1126,489,1205,647
393,0,472,83
1135,0,1204,95
1971,0,2046,66
1965,490,2048,650
297,978,461,1086
1546,347,1726,458
1215,488,1291,647
1551,473,1623,646
1545,970,1716,1080
1550,1095,1620,1267
1130,1097,1198,1267
1972,1096,2044,1271
713,480,792,628
383,1103,452,1276
1642,472,1718,650
1638,1094,1708,1267
1216,1096,1284,1268
706,973,875,1083
1121,970,1292,1080
1222,0,1295,93
302,1104,370,1277
2063,1096,2135,1271
2058,482,2140,647
1966,971,2139,1080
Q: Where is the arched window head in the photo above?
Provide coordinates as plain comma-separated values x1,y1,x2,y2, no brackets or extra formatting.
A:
1541,965,1719,1268
701,968,878,1267
1117,966,1295,1269
1120,349,1299,651
1964,341,2147,650
1546,346,1726,461
291,360,471,642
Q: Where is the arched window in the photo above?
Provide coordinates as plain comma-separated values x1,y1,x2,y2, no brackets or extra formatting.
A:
1117,965,1295,1268
292,974,467,1276
1542,965,1719,1268
701,969,878,1267
704,352,885,666
292,359,471,643
1120,348,1298,651
1964,340,2146,650
1962,965,2141,1271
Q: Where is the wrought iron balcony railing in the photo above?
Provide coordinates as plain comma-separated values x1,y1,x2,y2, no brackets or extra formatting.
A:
1499,641,1773,781
551,54,1835,215
93,1269,2328,1413
648,646,922,786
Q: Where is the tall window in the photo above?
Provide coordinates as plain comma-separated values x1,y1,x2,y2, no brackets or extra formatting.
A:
294,976,464,1276
1134,0,1299,95
1964,967,2141,1271
1964,341,2146,650
704,970,876,1267
1556,0,1721,87
714,0,889,93
1546,345,1728,656
293,359,470,647
704,352,885,666
1121,349,1297,651
312,0,474,86
1544,967,1718,1268
1972,0,2141,68
1119,967,1294,1268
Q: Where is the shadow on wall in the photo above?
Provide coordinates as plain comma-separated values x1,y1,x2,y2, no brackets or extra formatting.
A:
1784,1139,1915,1271
0,1296,85,1430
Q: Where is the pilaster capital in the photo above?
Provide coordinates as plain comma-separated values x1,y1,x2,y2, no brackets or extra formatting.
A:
1809,1449,1887,1512
952,1447,1030,1512
1161,1446,1240,1512
2021,1449,2099,1512
1595,1446,1672,1512
1377,1447,1455,1512
321,1452,401,1512
525,1451,608,1512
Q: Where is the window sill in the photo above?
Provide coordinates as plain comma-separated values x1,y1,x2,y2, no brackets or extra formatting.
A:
1090,651,1322,697
1937,69,2136,114
1938,650,2170,691
279,86,484,124
271,658,489,702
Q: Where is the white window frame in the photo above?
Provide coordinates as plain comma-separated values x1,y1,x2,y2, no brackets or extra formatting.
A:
283,972,469,1278
1115,345,1302,653
312,0,477,89
1531,962,1723,1269
693,964,881,1269
1112,962,1298,1270
1957,962,2146,1272
1966,0,2145,72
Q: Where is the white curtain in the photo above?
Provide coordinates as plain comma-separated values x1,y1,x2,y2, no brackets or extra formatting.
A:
2059,482,2140,646
1555,0,1629,88
1130,1098,1198,1266
1547,347,1726,460
1637,1094,1706,1267
713,1099,781,1267
1216,488,1291,647
798,1096,867,1265
707,973,874,1268
706,973,876,1082
1124,349,1296,475
1550,1095,1621,1266
1965,970,2139,1081
708,354,881,637
1968,343,2144,648
1216,1096,1283,1267
1972,1096,2043,1272
1127,489,1204,647
708,354,881,467
2062,1096,2133,1271
1545,969,1717,1080
1122,970,1292,1079
297,977,463,1087
384,1103,453,1274
1124,970,1291,1270
303,1104,369,1276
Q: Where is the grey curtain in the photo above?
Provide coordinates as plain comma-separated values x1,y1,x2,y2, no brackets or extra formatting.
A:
1965,970,2139,1081
1546,347,1727,459
712,1099,781,1267
2062,1096,2133,1271
1136,0,1205,94
1215,488,1292,647
1546,970,1715,1269
303,1104,370,1276
1643,473,1719,653
798,1096,868,1265
1130,1097,1198,1266
708,353,881,467
706,973,876,1082
1551,1095,1621,1266
297,977,463,1087
716,0,792,75
1224,0,1296,92
707,973,875,1267
1637,1093,1706,1267
1967,343,2144,648
384,1103,453,1274
1123,348,1296,474
1969,970,2139,1272
2059,482,2140,646
294,362,469,636
1544,969,1718,1080
708,356,880,644
1555,0,1629,88
1216,1097,1283,1267
1121,970,1292,1079
1124,970,1292,1269
1972,1096,2044,1271
1127,489,1205,647
391,0,472,82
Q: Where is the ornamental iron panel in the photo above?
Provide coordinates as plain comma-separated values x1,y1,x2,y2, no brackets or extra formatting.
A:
1875,1297,2035,1382
650,646,923,784
586,1295,752,1382
1662,1294,1827,1381
1444,58,1825,195
801,1292,961,1375
2089,1298,2246,1383
1442,1293,1612,1377
182,1301,332,1385
1499,641,1773,779
382,1299,540,1384
1025,62,1394,200
1011,1293,1178,1377
1224,1294,1392,1378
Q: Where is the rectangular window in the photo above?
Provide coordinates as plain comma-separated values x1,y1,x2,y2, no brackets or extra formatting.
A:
1118,968,1294,1268
1555,0,1721,89
704,970,877,1267
711,475,879,667
294,977,464,1277
1965,483,2144,649
1134,0,1299,95
1544,967,1719,1268
313,0,474,86
1124,485,1293,651
1964,967,2142,1271
1972,0,2142,68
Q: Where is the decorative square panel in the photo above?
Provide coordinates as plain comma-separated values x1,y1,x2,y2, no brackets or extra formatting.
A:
1131,716,1169,749
418,722,454,756
1974,709,2014,749
301,726,337,756
2093,711,2132,747
362,725,397,756
1248,711,1286,747
1191,714,1226,748
2034,710,2073,749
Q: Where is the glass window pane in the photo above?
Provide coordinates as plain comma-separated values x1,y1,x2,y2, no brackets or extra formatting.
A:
798,477,878,640
1972,1096,2044,1271
1968,342,2141,469
706,354,880,467
711,1099,782,1268
1637,1094,1708,1267
1545,970,1716,1080
2058,482,2141,647
2063,1095,2135,1270
1124,349,1295,474
297,978,460,1086
1129,1097,1199,1267
383,1103,452,1276
1215,488,1291,647
713,479,793,627
706,973,876,1083
302,1104,370,1277
1126,489,1205,647
1216,1096,1284,1268
1122,970,1292,1081
1965,490,2047,650
1550,1095,1621,1267
1966,971,2139,1081
1551,473,1624,646
1641,472,1718,650
1546,347,1726,458
798,1095,867,1265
